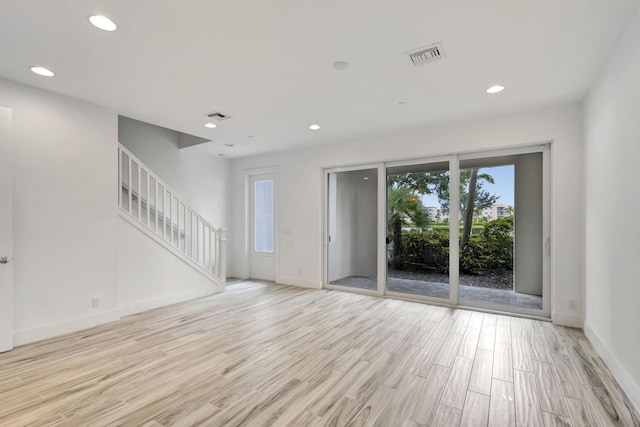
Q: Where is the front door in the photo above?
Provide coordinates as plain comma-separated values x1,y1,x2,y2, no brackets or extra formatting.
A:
250,174,276,280
0,106,13,353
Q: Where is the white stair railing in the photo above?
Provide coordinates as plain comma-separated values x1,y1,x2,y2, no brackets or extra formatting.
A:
118,144,226,284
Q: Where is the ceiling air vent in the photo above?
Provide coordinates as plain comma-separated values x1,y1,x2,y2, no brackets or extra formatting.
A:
407,43,444,66
207,111,231,121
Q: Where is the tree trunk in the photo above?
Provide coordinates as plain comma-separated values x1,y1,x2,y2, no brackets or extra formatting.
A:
393,215,402,257
461,168,478,249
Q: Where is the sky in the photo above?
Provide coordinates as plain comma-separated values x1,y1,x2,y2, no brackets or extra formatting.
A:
421,165,514,208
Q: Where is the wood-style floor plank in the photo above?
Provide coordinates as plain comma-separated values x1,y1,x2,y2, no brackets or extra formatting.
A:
534,360,570,417
543,410,574,427
458,327,481,359
440,356,474,410
489,379,516,427
493,342,514,383
513,336,534,372
514,369,545,426
460,390,490,427
407,365,451,425
0,280,636,427
495,316,513,345
566,397,602,427
468,349,494,396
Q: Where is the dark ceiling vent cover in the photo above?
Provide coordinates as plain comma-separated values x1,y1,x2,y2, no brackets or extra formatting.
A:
207,111,231,121
407,43,444,66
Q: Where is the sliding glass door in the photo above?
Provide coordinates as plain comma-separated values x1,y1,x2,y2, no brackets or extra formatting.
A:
458,151,547,315
386,160,452,301
324,145,549,318
326,167,379,292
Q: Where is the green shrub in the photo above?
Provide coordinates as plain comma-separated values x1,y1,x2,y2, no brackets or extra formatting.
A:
391,216,513,275
389,255,406,270
460,236,489,274
397,230,449,273
481,216,513,271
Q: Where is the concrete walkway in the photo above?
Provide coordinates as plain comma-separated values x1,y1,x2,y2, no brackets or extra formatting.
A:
330,276,542,310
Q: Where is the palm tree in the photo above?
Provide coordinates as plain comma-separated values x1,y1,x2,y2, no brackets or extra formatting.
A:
387,185,430,257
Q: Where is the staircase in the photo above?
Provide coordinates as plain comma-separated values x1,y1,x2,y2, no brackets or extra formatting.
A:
117,144,226,286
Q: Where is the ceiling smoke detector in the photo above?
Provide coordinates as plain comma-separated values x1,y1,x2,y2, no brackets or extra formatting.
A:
407,43,444,66
206,111,231,121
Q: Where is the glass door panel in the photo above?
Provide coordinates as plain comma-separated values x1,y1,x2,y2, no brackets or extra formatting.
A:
458,153,543,312
250,174,276,280
386,161,450,299
327,168,378,290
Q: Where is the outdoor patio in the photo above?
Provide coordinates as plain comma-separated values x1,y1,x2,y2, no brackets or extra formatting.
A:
330,276,542,310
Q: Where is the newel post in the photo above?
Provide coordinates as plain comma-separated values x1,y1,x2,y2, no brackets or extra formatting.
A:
218,228,228,287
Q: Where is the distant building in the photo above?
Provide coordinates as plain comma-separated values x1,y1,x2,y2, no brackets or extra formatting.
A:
481,204,513,221
426,206,449,222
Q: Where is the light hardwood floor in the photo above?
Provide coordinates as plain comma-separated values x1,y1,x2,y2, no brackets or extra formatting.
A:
0,280,638,426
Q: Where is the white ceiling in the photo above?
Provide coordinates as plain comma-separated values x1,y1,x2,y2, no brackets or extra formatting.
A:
1,0,638,158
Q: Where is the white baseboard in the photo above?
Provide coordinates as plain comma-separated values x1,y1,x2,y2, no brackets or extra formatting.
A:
120,286,223,316
552,311,583,328
584,322,640,416
14,309,121,346
228,271,249,280
277,276,322,289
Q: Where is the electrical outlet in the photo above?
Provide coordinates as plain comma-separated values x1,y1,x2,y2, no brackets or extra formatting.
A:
92,297,100,308
569,299,577,309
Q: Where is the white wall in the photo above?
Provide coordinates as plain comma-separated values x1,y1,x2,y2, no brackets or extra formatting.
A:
230,102,584,327
118,218,223,316
583,9,640,413
118,116,230,230
0,78,120,345
0,79,229,346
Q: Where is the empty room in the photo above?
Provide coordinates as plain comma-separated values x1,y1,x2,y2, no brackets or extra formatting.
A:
0,1,639,426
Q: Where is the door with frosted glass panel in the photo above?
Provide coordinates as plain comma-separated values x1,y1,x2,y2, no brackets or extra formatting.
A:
250,174,276,280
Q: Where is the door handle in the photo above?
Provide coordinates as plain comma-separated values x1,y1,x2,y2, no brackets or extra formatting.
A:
0,256,8,264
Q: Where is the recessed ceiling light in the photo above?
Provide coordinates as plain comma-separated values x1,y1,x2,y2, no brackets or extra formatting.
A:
486,85,504,94
218,153,225,157
204,122,217,128
363,177,369,180
30,66,54,77
224,143,234,147
309,124,320,130
398,101,407,106
89,15,117,31
248,135,254,138
333,61,349,70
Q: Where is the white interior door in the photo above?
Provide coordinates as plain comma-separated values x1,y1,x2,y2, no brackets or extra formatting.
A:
249,174,276,281
0,106,14,353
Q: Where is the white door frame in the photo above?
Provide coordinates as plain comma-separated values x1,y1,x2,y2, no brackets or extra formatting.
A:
244,167,279,282
322,163,385,297
0,106,13,353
